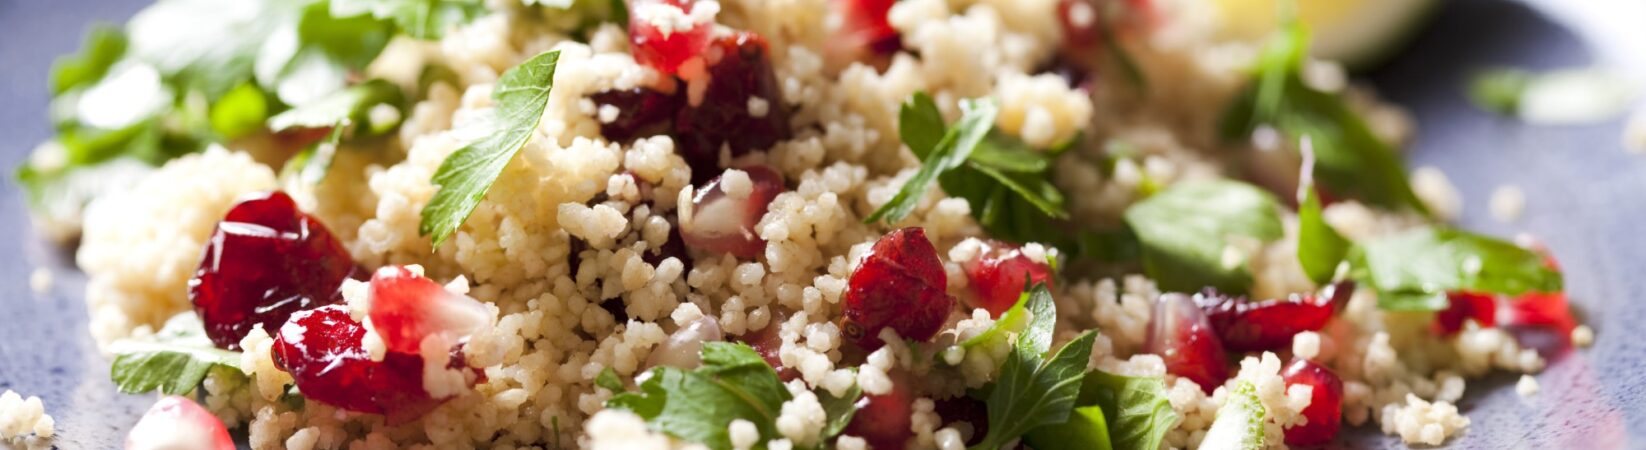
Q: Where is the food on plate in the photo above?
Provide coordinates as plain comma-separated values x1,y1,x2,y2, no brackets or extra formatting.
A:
14,0,1587,448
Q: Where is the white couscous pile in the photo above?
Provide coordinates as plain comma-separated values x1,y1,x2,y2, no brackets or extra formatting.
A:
14,0,1593,449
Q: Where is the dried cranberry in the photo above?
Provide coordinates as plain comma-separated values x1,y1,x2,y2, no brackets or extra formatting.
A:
590,88,683,144
1281,358,1344,446
272,305,473,422
367,266,492,355
627,0,713,74
842,228,955,350
1196,282,1350,352
1145,293,1229,393
842,370,914,450
679,166,785,258
673,31,790,183
960,241,1054,317
1433,291,1498,336
189,191,356,350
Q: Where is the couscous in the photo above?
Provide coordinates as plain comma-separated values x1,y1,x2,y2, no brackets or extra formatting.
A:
14,0,1586,449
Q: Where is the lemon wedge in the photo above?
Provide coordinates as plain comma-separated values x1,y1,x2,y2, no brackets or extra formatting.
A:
1213,0,1439,69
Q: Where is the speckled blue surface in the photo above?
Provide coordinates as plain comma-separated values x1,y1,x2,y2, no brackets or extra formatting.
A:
2,0,1643,448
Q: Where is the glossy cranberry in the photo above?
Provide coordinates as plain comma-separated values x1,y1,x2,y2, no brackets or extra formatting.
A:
1433,291,1498,336
272,305,471,422
673,31,791,183
1196,282,1350,352
824,0,900,67
627,0,713,74
679,166,784,258
1145,293,1229,393
1281,358,1344,446
367,266,492,355
590,88,683,143
842,371,914,450
189,191,356,350
961,241,1055,317
125,396,235,450
842,228,955,350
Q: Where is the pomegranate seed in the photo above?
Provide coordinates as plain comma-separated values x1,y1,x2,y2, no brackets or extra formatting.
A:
842,228,955,350
673,31,791,183
823,0,901,67
272,305,472,421
1196,282,1350,352
842,370,914,450
125,396,234,450
1433,291,1498,336
1505,292,1576,334
679,166,785,258
646,315,725,369
189,191,356,349
627,0,713,74
590,88,683,143
1145,293,1230,393
961,241,1054,317
1281,358,1344,446
367,266,492,355
734,314,800,381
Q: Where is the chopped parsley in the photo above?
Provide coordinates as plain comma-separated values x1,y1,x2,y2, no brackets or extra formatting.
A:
108,314,243,396
331,0,486,39
1122,179,1283,295
971,284,1099,450
1295,145,1351,285
419,50,561,248
1349,227,1563,311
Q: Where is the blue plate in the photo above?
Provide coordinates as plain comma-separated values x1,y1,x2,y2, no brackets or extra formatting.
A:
2,0,1643,448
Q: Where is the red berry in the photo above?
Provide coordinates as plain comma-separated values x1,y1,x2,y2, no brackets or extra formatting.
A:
842,228,955,350
189,191,356,349
1281,358,1344,446
125,396,235,450
823,0,901,66
679,166,785,258
961,241,1054,317
1433,291,1499,336
367,266,493,355
272,305,473,422
1145,293,1229,393
842,370,914,450
674,31,791,183
590,87,683,143
1505,291,1576,334
1196,282,1350,352
628,0,713,74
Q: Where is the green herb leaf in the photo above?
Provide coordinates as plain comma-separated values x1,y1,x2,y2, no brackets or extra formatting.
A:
1296,149,1350,285
1467,69,1532,116
1075,371,1177,450
595,367,624,392
606,342,790,449
1023,406,1112,450
1349,227,1563,311
255,2,395,106
50,25,128,96
420,50,561,248
127,0,287,98
108,314,243,396
210,82,272,139
899,92,947,159
282,125,348,185
331,0,485,40
268,79,406,132
865,96,998,224
1123,180,1283,295
1218,21,1428,215
974,331,1098,450
816,369,864,439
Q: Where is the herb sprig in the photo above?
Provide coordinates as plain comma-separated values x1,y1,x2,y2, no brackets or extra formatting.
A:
108,314,243,396
1122,179,1283,295
1349,227,1563,310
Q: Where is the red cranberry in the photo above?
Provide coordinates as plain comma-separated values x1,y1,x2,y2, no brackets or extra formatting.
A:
1145,293,1229,393
1281,358,1344,446
842,370,914,450
842,228,955,350
189,191,356,350
961,241,1054,317
125,396,235,450
627,0,713,74
673,31,791,183
590,88,683,143
1433,291,1499,336
1196,282,1350,352
272,305,473,422
679,166,784,258
367,266,492,355
824,0,901,67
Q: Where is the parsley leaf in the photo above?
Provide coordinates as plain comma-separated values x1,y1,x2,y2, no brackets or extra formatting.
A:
255,2,395,106
1123,180,1283,295
1074,371,1177,450
268,78,406,132
49,25,128,96
1218,21,1428,215
1349,227,1563,311
420,50,561,248
332,0,485,40
606,342,790,449
1024,406,1112,450
595,367,624,391
108,314,243,396
972,283,1099,450
817,368,864,439
1296,147,1350,285
866,96,998,224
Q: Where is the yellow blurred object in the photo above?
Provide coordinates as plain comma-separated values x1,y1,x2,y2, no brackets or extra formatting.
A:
1213,0,1439,69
